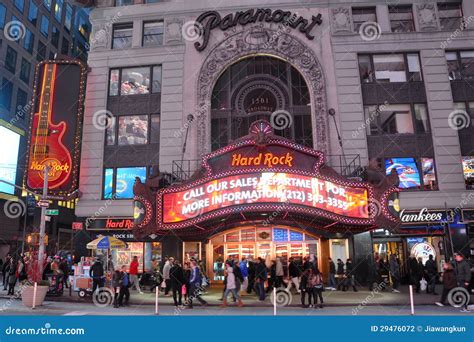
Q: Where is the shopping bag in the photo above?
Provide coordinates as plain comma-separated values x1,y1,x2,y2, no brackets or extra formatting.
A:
160,280,166,289
420,278,427,292
181,284,187,295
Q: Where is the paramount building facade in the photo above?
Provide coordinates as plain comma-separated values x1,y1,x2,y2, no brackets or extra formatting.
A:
76,0,474,283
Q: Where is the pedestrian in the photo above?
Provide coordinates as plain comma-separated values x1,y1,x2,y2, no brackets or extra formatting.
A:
17,258,27,282
327,257,336,290
286,257,301,293
183,262,191,302
308,268,324,308
425,254,438,295
2,254,10,290
247,257,255,294
129,256,143,294
435,262,457,307
343,258,357,292
118,265,130,307
59,258,69,289
303,256,313,271
7,258,17,296
163,257,172,296
187,259,207,308
233,260,244,297
389,254,400,293
170,260,185,307
112,267,122,308
220,261,243,307
255,257,267,301
275,257,284,288
89,257,105,293
417,257,427,293
453,252,471,312
299,269,310,308
239,257,249,295
408,255,421,293
336,258,345,290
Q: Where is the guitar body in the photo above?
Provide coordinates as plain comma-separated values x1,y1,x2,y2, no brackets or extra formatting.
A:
26,63,73,190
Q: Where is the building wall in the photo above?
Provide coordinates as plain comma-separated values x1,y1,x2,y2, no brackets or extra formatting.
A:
77,0,474,221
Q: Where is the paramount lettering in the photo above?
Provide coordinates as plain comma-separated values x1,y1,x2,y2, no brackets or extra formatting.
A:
195,9,322,51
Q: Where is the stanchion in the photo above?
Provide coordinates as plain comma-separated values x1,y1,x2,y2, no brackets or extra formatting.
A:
155,285,159,315
32,282,37,310
409,285,415,315
273,287,276,316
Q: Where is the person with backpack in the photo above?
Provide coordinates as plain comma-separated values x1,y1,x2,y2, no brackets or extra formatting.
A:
239,257,249,294
308,268,324,308
118,265,130,307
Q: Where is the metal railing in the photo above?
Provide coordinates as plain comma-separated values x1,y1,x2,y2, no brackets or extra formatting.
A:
171,154,362,183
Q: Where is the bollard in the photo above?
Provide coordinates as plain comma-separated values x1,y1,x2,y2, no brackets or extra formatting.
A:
32,282,37,310
409,285,415,315
155,285,159,315
273,287,276,316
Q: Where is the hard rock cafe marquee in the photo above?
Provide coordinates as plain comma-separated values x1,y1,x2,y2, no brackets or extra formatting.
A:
133,121,400,276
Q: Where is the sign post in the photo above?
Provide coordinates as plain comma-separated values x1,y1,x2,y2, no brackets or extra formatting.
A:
38,166,50,280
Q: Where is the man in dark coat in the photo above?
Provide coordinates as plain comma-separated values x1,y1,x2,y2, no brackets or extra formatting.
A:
425,254,438,295
169,260,185,307
247,258,255,294
255,258,267,301
286,257,302,293
89,258,105,293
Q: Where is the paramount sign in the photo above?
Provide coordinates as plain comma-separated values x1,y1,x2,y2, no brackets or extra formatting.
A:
400,208,454,225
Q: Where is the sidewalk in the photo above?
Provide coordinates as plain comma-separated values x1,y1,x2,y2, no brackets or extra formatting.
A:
0,284,452,307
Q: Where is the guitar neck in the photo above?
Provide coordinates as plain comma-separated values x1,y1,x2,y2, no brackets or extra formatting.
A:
37,64,57,134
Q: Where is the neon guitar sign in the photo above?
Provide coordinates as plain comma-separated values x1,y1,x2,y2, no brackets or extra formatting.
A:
27,64,72,190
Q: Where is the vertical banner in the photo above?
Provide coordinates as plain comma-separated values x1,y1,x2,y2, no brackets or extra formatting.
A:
24,60,87,196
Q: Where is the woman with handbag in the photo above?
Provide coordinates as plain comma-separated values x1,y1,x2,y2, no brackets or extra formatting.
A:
308,269,324,308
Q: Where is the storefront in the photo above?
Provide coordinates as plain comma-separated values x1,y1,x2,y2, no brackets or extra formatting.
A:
85,217,162,272
132,120,399,280
372,207,465,281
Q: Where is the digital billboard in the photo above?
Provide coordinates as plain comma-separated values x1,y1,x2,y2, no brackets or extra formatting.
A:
0,126,21,195
24,60,87,196
162,172,369,223
385,158,421,189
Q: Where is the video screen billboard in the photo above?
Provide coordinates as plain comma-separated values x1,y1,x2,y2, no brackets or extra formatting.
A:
162,172,369,223
0,126,21,194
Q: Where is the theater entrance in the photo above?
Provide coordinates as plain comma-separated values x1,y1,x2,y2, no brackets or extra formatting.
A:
206,225,320,283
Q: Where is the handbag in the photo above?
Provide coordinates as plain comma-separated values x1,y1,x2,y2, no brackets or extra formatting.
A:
420,277,427,292
160,280,166,289
181,284,187,295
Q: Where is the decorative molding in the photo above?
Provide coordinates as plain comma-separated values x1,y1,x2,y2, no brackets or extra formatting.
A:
330,7,353,34
415,3,439,32
165,17,184,44
195,27,328,156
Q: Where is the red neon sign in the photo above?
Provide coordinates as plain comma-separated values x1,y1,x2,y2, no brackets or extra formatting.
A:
162,172,368,223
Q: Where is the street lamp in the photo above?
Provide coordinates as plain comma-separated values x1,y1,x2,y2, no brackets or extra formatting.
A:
328,108,348,174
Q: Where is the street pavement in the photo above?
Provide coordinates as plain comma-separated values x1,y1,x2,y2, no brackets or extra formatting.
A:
0,284,472,315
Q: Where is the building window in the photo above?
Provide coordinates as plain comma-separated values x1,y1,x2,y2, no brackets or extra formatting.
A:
40,15,49,37
103,167,147,199
109,65,162,96
20,58,31,83
54,0,63,22
37,40,46,61
358,53,422,83
23,29,35,53
145,0,162,3
51,26,60,48
61,38,69,54
462,156,474,190
438,2,463,31
43,0,51,11
115,0,133,6
5,47,17,74
352,7,377,32
364,103,430,135
14,0,25,13
106,114,160,146
0,4,5,29
16,88,28,119
75,10,91,40
385,157,438,191
143,21,164,47
0,78,13,111
446,50,474,80
389,5,414,32
28,0,38,26
112,23,133,49
64,4,72,31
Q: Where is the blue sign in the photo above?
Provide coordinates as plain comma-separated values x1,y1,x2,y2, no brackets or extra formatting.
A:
273,228,288,242
290,230,303,241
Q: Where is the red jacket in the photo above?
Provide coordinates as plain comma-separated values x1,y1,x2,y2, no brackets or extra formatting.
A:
129,261,139,275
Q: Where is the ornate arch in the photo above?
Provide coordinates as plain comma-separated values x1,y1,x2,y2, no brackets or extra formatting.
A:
195,27,329,155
